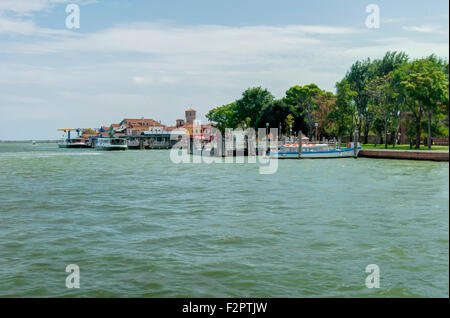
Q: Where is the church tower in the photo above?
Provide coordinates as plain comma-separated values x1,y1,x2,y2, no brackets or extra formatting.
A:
185,108,196,125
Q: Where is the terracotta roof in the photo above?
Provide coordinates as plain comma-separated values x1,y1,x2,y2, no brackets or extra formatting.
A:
100,124,121,130
123,118,165,127
123,118,158,121
185,108,196,112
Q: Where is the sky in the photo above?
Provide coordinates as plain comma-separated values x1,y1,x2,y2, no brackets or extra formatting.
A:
0,0,448,140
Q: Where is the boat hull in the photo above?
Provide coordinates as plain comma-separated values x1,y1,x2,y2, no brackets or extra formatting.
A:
58,143,88,148
95,145,128,151
270,147,361,159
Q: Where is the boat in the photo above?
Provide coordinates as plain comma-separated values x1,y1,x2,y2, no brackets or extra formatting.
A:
95,137,128,151
58,137,88,148
57,128,89,148
269,142,361,159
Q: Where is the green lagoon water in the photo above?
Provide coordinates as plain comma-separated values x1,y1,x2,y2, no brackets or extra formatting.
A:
0,143,448,297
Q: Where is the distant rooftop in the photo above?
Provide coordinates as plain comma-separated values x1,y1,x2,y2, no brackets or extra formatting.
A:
123,118,165,127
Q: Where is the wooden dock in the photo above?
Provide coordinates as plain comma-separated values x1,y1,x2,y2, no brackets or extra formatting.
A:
359,149,449,162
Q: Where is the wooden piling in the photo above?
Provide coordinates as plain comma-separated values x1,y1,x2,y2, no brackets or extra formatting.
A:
297,131,302,159
354,130,359,158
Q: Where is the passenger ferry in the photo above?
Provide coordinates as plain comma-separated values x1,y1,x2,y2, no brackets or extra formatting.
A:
269,142,361,159
58,138,88,148
57,128,88,148
95,137,128,151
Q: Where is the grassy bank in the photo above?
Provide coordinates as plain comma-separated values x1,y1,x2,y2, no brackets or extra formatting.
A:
362,144,449,151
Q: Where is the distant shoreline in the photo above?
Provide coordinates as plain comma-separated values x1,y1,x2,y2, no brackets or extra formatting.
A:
0,141,57,143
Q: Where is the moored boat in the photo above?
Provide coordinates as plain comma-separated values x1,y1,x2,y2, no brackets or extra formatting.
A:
269,142,361,159
58,138,88,148
57,128,89,148
95,137,128,151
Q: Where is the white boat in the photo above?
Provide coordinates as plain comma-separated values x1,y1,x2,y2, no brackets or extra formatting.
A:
269,142,361,159
95,137,128,151
58,138,88,148
57,128,88,148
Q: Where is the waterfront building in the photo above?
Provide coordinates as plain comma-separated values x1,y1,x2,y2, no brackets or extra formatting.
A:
123,118,166,136
88,109,216,149
176,119,185,127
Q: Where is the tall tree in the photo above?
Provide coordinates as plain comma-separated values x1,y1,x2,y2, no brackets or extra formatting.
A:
257,98,295,134
372,51,409,77
367,74,398,149
312,91,336,138
206,102,239,134
285,83,324,140
345,59,372,143
393,58,449,149
235,87,274,128
408,58,448,149
345,51,409,143
328,79,356,145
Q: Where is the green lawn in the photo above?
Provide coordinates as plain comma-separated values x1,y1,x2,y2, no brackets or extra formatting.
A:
362,144,449,151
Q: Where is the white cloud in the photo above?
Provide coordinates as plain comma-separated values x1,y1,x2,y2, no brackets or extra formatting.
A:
4,22,357,54
0,0,61,15
402,25,443,33
0,0,95,15
132,76,153,85
382,17,409,24
0,15,70,35
0,0,96,36
0,19,449,139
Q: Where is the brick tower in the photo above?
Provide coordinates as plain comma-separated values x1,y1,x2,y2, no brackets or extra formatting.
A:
185,108,196,125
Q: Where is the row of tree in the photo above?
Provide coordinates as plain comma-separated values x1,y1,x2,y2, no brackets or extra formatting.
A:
206,51,449,149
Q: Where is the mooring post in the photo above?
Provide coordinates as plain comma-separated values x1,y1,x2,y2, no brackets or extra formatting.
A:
354,130,359,158
298,130,302,159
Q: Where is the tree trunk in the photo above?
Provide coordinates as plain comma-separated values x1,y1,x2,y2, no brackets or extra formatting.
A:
363,127,369,144
358,122,362,142
427,111,432,150
415,120,421,150
384,123,388,149
393,123,400,149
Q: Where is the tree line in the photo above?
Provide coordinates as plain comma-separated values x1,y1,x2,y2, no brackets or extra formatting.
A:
206,51,449,149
